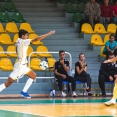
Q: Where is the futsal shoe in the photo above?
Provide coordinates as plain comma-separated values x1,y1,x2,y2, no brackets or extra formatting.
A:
88,92,93,96
72,92,77,97
86,88,93,96
20,91,31,99
61,92,67,97
104,99,116,106
102,92,106,97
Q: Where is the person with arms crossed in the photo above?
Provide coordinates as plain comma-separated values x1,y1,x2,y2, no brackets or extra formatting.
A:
98,53,117,97
74,53,92,96
0,29,55,98
103,55,117,105
54,50,77,97
103,34,117,59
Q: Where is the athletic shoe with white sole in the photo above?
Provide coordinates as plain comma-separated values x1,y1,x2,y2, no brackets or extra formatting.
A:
72,92,77,97
20,91,31,99
104,99,116,106
61,92,67,97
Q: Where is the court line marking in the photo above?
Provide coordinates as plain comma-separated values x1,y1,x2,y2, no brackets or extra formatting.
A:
0,108,53,117
0,102,109,106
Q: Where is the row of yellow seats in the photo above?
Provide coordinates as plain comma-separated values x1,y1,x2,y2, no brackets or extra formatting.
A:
0,45,52,58
30,58,56,71
91,34,110,46
0,58,56,71
100,46,106,58
82,23,116,34
0,22,34,33
0,33,43,45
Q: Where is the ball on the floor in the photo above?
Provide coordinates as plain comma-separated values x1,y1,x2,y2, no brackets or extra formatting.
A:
39,61,48,70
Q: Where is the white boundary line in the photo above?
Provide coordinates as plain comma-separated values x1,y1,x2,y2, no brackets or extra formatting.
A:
0,108,52,117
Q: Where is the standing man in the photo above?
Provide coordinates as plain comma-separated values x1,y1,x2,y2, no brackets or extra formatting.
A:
84,0,103,28
54,50,77,97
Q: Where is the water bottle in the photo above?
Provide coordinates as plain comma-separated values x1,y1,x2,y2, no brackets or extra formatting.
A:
49,89,53,97
70,69,75,77
49,89,55,97
53,90,55,97
71,69,75,77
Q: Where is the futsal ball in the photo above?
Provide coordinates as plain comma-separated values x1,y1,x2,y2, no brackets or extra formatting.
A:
39,61,48,70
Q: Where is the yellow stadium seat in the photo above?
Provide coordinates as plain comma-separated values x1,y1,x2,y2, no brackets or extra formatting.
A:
27,46,37,57
81,23,95,34
6,22,19,33
48,58,56,71
0,34,14,45
0,46,7,57
94,23,107,34
90,34,104,46
20,23,35,33
104,34,110,44
0,23,6,33
29,34,43,45
0,58,13,70
100,46,106,58
30,58,42,70
13,34,18,43
107,24,116,34
36,46,52,58
7,45,17,57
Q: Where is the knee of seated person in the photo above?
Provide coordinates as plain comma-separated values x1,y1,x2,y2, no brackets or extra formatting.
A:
57,78,63,82
89,16,93,19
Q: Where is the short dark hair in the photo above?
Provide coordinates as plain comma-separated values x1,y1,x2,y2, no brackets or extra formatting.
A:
109,34,115,38
79,53,85,58
114,0,117,4
107,53,115,59
18,29,28,38
108,53,115,57
59,50,65,54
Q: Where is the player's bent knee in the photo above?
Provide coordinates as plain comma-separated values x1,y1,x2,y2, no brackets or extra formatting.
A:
32,72,36,79
26,70,36,80
5,77,15,87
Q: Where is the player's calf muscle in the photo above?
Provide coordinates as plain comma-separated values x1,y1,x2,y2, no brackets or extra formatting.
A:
5,77,15,87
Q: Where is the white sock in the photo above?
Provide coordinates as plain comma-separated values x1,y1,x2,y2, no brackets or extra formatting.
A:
22,78,33,92
0,84,6,92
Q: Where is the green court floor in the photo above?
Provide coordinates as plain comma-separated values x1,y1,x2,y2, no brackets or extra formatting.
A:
0,98,111,105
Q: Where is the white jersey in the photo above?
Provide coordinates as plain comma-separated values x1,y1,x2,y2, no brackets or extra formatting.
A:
15,38,31,64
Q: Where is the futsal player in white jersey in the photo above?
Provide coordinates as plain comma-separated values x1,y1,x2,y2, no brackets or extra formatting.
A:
0,29,55,98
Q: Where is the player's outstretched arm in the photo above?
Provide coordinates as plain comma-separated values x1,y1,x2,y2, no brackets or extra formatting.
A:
31,30,55,43
103,56,117,63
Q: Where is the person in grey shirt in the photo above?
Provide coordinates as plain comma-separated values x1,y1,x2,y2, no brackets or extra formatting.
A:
84,0,103,28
